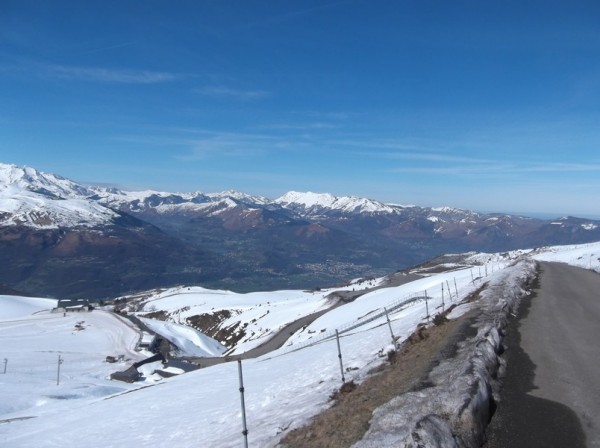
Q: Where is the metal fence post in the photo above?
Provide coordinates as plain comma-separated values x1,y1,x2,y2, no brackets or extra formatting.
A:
3,358,7,374
441,284,445,312
454,278,458,299
384,307,396,346
237,359,249,448
335,330,346,383
425,290,430,322
57,355,63,385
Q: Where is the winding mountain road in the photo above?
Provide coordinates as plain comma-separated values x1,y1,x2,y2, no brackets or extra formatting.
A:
486,262,600,447
184,273,423,368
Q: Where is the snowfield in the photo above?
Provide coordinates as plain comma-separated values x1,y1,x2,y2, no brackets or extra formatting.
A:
0,295,57,320
0,307,144,423
0,242,599,447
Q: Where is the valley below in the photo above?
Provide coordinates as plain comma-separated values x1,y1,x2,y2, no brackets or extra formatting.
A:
2,164,600,447
2,163,600,300
1,242,598,447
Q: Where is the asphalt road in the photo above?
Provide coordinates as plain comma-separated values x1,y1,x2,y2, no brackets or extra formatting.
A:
486,262,600,447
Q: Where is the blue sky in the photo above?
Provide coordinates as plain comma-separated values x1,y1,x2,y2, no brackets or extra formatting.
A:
1,1,600,218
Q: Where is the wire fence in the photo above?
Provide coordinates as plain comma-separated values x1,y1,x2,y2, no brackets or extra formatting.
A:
1,262,508,379
282,291,431,354
278,261,510,356
1,260,510,447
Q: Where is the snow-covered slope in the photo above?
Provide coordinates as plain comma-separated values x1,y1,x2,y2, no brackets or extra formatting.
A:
1,243,599,447
0,259,490,447
0,295,58,319
140,318,227,357
126,285,342,354
530,241,600,272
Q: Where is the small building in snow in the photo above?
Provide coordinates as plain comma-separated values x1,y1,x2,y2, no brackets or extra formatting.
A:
110,366,140,383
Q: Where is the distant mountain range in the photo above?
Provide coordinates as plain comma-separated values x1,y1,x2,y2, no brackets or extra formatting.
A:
1,162,599,299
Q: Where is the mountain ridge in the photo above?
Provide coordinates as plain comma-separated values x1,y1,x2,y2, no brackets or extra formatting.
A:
1,162,599,299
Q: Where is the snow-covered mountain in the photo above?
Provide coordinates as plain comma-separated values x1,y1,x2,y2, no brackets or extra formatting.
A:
0,163,118,229
0,164,231,299
91,187,270,216
0,163,92,198
274,191,402,216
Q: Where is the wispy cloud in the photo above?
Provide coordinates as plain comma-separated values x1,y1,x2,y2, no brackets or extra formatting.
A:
386,164,513,176
354,149,494,165
194,85,270,100
523,162,600,172
114,130,306,160
47,64,182,84
181,134,272,159
387,161,600,176
254,122,338,131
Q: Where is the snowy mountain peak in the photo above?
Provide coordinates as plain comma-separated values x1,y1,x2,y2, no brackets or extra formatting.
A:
0,163,91,199
276,191,336,207
206,190,270,205
275,191,398,215
430,206,473,215
0,163,118,229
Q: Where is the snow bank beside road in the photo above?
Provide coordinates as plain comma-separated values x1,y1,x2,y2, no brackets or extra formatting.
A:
354,259,537,448
531,241,600,273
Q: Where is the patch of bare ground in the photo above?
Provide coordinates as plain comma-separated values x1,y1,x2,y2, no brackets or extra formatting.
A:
141,310,169,320
280,306,479,448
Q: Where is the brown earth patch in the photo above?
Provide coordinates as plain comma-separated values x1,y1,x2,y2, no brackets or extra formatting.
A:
142,310,169,321
186,310,248,348
280,307,479,448
186,310,232,334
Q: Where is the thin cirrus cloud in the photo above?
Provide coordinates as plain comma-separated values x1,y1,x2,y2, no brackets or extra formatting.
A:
522,162,600,172
387,164,513,176
353,149,494,165
116,131,294,160
179,132,306,160
388,161,600,177
46,64,182,84
194,85,270,100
